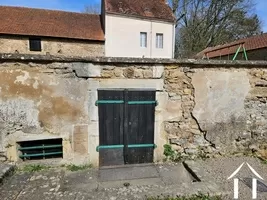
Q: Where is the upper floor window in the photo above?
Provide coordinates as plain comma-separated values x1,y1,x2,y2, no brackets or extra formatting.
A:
156,33,163,49
29,38,42,51
140,32,147,48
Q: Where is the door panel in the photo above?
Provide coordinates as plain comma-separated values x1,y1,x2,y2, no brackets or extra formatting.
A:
98,89,156,167
126,91,155,164
98,90,124,166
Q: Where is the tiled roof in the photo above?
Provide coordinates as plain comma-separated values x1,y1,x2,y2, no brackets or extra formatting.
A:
196,33,267,59
0,6,105,41
104,0,176,23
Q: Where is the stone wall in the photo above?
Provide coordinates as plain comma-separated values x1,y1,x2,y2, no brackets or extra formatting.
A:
0,35,104,57
1,54,267,166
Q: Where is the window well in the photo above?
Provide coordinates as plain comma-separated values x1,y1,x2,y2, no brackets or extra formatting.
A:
18,139,63,161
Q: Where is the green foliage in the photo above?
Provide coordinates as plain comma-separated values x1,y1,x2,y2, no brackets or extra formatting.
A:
261,159,267,165
65,164,92,171
163,144,182,162
171,0,262,58
20,164,50,172
147,193,222,200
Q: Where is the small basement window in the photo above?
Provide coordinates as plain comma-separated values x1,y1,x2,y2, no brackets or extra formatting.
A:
29,38,42,51
18,138,63,161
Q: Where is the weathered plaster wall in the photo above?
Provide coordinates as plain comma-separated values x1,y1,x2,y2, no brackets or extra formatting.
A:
192,70,250,153
0,35,104,57
0,63,89,163
1,54,267,165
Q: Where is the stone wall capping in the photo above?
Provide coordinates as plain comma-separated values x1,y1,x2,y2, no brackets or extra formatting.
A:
2,53,267,67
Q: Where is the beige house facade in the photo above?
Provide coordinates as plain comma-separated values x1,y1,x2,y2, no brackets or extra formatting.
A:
103,0,176,58
105,14,175,58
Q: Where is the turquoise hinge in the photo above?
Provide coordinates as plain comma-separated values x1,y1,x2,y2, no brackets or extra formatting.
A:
96,144,157,152
96,145,124,152
95,100,124,106
95,100,158,106
128,100,158,106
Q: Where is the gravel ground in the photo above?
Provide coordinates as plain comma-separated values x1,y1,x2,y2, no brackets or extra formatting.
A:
0,163,15,185
0,162,222,200
3,157,266,200
188,156,267,200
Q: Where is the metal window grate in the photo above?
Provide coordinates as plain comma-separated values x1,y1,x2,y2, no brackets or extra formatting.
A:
18,139,63,161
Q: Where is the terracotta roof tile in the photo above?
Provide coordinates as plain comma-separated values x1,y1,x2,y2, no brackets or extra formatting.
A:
0,6,105,41
105,0,176,23
196,33,267,59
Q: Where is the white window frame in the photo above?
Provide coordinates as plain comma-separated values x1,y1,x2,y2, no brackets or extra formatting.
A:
140,32,147,48
156,33,164,49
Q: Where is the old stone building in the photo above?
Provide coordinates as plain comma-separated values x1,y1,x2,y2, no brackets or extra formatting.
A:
196,33,267,60
0,6,105,57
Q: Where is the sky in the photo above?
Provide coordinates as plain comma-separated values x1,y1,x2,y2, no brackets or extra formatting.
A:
0,0,267,31
0,0,101,12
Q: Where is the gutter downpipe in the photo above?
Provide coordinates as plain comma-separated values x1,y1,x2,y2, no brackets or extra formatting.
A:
172,23,175,58
150,20,153,58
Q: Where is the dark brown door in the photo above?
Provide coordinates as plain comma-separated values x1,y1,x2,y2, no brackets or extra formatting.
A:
97,89,156,167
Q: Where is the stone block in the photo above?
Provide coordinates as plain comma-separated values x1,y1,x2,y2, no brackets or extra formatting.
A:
88,79,100,90
88,91,98,121
88,79,164,91
249,87,267,98
88,122,99,136
73,125,89,155
88,135,99,166
156,92,169,112
143,69,153,78
154,121,165,162
72,63,101,78
152,65,164,78
156,92,182,121
164,100,182,121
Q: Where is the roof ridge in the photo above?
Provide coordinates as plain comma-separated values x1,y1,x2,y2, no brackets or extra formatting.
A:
104,0,176,23
0,6,104,41
0,5,100,16
204,33,267,53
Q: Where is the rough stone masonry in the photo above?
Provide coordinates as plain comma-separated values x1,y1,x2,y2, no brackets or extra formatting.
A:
1,54,267,166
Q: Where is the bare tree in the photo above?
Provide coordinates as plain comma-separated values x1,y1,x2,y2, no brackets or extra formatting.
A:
83,2,101,14
169,0,262,58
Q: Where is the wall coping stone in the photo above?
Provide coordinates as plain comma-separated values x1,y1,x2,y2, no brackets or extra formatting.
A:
1,53,267,67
